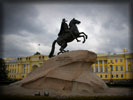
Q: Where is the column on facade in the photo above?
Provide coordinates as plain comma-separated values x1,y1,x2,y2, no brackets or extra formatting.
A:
102,60,105,72
18,64,19,73
28,64,30,73
93,64,95,72
19,64,21,73
27,64,28,74
23,64,25,74
21,64,22,73
15,64,16,73
131,58,133,71
98,60,100,72
27,64,29,74
16,64,18,73
125,58,128,72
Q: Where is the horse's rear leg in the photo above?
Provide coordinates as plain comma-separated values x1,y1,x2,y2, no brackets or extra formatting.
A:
60,43,67,52
58,43,68,55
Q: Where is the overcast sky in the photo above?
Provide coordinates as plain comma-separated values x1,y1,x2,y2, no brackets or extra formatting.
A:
2,1,131,58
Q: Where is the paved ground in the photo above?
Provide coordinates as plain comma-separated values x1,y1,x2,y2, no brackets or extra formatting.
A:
1,85,133,97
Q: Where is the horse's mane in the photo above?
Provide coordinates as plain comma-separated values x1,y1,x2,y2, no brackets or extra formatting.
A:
69,19,74,28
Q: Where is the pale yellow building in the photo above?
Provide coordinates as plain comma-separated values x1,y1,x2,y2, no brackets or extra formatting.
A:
5,52,49,79
92,53,133,82
5,51,133,82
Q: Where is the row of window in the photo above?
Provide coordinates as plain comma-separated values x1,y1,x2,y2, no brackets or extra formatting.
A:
110,65,124,71
96,58,132,64
95,59,123,64
9,68,27,74
8,64,30,67
94,66,124,72
7,64,17,67
9,69,16,73
9,75,26,78
99,74,124,78
18,56,47,61
39,56,46,60
9,75,16,78
95,61,107,64
18,57,31,61
110,59,123,63
9,74,124,79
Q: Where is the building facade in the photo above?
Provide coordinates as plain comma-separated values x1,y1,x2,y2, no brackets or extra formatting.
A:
92,53,133,82
5,52,49,80
5,52,133,82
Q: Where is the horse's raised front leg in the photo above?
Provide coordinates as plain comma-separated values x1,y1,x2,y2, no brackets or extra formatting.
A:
80,32,88,39
78,34,86,43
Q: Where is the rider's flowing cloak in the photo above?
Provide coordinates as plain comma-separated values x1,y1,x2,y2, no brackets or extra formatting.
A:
58,21,69,36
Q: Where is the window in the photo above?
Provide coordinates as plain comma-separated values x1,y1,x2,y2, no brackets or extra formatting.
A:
22,75,24,78
129,66,131,71
96,67,98,72
120,66,123,71
111,65,113,71
128,59,131,62
105,67,108,72
120,59,123,62
116,66,118,71
101,67,103,72
93,66,95,72
115,59,117,63
121,74,123,78
105,75,107,78
100,75,102,78
111,75,113,78
116,74,118,78
110,60,113,63
24,64,26,74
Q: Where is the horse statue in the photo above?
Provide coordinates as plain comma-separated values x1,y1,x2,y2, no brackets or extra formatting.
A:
49,18,88,58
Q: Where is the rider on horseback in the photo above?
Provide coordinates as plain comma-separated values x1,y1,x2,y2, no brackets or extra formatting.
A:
58,18,69,36
58,18,80,42
49,18,87,58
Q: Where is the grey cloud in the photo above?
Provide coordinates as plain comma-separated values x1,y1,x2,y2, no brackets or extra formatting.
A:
2,2,130,58
3,3,44,35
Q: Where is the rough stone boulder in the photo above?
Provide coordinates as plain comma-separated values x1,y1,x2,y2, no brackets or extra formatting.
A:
12,50,108,95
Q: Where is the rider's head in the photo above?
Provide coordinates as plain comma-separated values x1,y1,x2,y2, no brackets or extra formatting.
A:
62,18,67,22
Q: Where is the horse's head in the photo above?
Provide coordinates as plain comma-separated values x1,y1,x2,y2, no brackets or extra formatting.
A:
72,18,81,24
69,18,81,27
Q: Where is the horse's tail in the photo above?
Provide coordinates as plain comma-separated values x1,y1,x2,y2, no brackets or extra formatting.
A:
49,40,57,58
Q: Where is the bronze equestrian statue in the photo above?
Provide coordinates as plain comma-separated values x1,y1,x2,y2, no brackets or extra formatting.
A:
49,18,88,58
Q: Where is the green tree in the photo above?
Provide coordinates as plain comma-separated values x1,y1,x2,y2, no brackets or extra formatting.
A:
0,58,8,81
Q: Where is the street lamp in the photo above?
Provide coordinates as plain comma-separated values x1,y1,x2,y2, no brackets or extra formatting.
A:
110,65,113,84
108,62,114,84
